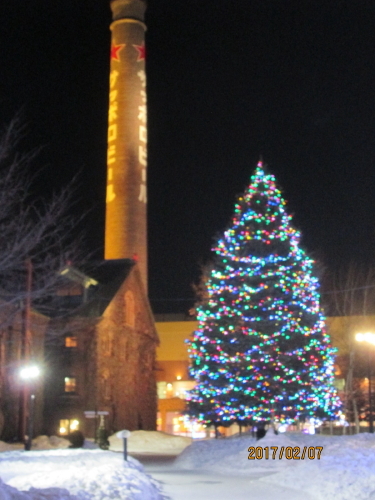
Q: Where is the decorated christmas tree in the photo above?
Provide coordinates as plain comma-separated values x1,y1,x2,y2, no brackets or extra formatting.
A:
187,161,341,428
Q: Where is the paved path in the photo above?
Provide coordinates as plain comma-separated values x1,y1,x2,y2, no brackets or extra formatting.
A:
132,454,315,500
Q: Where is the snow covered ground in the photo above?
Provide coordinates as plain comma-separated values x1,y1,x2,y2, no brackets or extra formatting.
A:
0,449,164,500
1,431,375,500
141,454,312,500
170,430,375,500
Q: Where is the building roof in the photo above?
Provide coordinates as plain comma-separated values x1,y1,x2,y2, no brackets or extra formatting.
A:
40,259,135,318
75,259,135,318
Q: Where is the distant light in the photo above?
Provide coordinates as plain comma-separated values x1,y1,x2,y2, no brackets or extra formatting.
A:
20,366,40,380
70,420,79,431
59,427,67,435
176,375,181,380
356,332,375,345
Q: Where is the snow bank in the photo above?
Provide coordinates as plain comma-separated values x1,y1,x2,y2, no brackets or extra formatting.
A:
0,449,164,500
0,478,79,500
0,437,70,453
175,431,375,500
31,436,70,451
0,442,23,452
109,430,191,455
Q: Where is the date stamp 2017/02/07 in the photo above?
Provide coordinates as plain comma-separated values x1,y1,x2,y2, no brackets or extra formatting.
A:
248,446,323,460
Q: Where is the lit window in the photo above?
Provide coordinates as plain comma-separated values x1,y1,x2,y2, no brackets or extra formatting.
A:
64,377,76,392
59,419,79,435
70,419,79,431
157,381,167,399
65,336,78,348
59,419,69,435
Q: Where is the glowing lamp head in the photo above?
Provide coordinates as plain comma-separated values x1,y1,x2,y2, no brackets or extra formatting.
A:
356,332,375,345
20,365,40,380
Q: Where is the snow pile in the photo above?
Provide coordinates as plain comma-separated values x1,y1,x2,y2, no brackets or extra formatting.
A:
0,436,70,453
0,442,23,452
0,449,164,500
31,436,70,450
175,432,294,474
109,430,191,455
0,478,78,500
175,431,375,500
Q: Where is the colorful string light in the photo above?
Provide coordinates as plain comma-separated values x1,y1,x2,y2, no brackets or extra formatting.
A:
187,162,341,426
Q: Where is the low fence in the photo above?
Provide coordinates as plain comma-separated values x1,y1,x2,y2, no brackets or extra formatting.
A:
316,425,371,435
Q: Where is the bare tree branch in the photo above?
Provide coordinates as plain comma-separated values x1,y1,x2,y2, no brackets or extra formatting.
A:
0,119,88,329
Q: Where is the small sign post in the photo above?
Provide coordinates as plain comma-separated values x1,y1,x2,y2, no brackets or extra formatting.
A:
116,430,131,461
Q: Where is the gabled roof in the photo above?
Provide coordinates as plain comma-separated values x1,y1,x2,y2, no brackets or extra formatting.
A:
79,259,134,287
44,259,135,318
75,259,135,318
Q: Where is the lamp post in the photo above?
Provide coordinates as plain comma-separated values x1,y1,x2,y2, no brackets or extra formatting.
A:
355,332,375,433
19,365,40,450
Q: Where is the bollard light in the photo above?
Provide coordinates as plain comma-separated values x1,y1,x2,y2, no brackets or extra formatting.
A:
116,430,131,461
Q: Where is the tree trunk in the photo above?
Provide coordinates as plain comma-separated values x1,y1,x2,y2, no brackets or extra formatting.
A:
353,398,360,434
215,425,219,439
343,349,357,435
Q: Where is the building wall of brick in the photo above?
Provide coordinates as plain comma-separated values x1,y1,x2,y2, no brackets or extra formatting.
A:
43,265,158,437
95,268,158,432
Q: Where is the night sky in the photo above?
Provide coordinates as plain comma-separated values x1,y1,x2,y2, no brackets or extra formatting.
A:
1,0,375,313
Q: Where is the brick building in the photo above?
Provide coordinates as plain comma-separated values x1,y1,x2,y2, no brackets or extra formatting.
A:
43,260,158,437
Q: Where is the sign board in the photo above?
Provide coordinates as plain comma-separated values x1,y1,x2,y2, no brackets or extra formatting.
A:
84,411,96,419
116,430,131,439
84,411,109,419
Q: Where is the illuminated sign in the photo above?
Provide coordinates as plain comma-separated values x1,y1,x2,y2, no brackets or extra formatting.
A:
137,66,147,203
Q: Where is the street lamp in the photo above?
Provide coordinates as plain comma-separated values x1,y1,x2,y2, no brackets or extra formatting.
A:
19,365,41,450
355,332,375,433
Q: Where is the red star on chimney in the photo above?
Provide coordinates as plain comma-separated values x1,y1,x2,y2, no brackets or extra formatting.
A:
132,253,139,262
111,43,125,61
133,43,146,62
